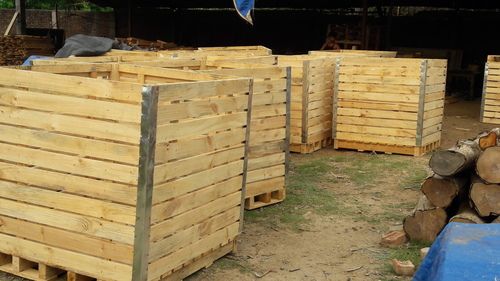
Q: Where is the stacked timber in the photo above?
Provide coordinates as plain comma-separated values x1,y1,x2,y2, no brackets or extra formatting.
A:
403,128,500,243
0,35,54,65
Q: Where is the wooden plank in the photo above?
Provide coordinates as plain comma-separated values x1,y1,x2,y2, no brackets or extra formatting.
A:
252,91,287,106
0,124,139,165
157,95,249,123
337,101,418,112
336,132,416,146
251,103,286,119
0,215,133,264
246,165,285,183
149,208,239,262
248,141,286,158
0,181,135,225
150,192,241,242
153,160,244,204
156,112,247,143
148,224,239,280
157,79,250,102
338,83,419,94
337,108,418,120
339,74,421,85
0,162,136,205
0,105,140,144
336,115,417,130
251,116,286,131
336,124,416,137
0,234,132,281
246,177,285,197
0,198,134,244
339,65,422,76
155,128,246,163
250,128,286,143
0,142,138,185
423,108,444,119
247,152,285,171
484,105,500,113
337,91,419,103
339,57,422,67
0,67,142,103
151,177,242,224
154,146,244,183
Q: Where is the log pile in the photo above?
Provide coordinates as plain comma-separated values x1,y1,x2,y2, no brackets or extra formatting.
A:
0,35,54,66
403,128,500,242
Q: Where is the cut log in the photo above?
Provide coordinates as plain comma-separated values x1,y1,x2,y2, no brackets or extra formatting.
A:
478,128,500,150
421,175,468,208
429,140,481,176
470,178,500,217
403,195,448,242
449,202,485,223
476,146,500,184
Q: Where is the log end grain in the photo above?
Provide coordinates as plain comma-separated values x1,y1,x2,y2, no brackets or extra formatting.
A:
403,208,447,242
421,176,460,208
470,182,500,217
476,147,500,184
429,150,467,177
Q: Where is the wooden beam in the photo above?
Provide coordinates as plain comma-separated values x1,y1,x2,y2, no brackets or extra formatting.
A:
4,11,19,36
15,0,26,35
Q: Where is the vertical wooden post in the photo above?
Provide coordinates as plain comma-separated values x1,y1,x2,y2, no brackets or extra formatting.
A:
131,86,159,281
480,62,489,122
284,67,291,175
416,60,428,147
301,60,310,144
15,0,26,35
332,57,341,141
361,0,368,49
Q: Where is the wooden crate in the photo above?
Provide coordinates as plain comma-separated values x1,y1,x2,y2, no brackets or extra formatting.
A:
198,45,272,55
277,55,336,153
0,63,252,281
333,57,447,156
480,55,500,124
309,49,397,57
125,57,289,210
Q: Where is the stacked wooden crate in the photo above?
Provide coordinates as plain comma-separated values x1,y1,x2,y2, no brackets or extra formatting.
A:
309,49,397,57
480,55,500,125
0,63,252,281
333,57,447,156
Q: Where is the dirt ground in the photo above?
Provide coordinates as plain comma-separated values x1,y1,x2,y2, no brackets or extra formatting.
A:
0,99,497,281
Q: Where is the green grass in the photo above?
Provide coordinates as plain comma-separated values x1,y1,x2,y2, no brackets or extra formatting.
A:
378,240,431,277
245,158,340,230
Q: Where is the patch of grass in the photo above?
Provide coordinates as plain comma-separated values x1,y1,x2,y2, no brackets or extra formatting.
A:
212,257,252,274
245,158,340,230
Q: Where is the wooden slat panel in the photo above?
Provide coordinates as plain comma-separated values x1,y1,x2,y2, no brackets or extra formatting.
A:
252,91,287,106
247,152,285,171
0,124,139,164
0,234,132,281
0,198,134,244
149,208,240,262
0,142,138,185
0,105,140,144
246,177,285,197
339,74,420,85
337,101,418,112
251,103,286,119
338,83,419,94
338,91,419,103
153,160,244,204
250,128,286,144
156,112,247,143
0,181,135,225
148,223,239,280
0,215,133,264
150,192,241,241
154,146,244,183
336,124,417,138
151,177,242,224
248,141,286,158
0,162,136,205
336,132,416,146
337,108,418,121
0,88,141,123
336,115,417,130
157,79,250,102
246,165,285,183
251,116,286,131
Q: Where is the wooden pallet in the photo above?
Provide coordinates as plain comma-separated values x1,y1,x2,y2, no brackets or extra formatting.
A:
245,187,286,210
334,139,440,156
290,137,332,154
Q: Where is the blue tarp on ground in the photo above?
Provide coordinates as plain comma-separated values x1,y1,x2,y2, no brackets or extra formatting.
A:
414,222,500,281
233,0,254,24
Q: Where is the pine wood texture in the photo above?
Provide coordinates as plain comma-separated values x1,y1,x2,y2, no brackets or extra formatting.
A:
481,56,500,125
333,57,447,156
0,63,251,281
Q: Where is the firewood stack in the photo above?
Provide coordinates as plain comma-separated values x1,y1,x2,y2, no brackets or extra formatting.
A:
0,35,54,66
403,128,500,243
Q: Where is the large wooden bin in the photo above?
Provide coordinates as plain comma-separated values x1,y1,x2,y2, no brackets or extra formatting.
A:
127,58,290,210
481,55,500,124
333,57,447,156
278,55,336,153
0,63,252,281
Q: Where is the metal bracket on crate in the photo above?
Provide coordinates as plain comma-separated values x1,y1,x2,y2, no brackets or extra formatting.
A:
480,62,489,122
332,57,341,140
132,86,159,281
416,60,428,147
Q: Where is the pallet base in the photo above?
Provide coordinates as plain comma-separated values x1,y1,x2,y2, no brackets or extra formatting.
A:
334,139,441,156
161,241,236,281
245,188,285,210
0,252,104,281
290,137,332,154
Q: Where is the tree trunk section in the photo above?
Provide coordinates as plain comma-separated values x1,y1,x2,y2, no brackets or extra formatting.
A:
421,175,468,208
403,195,447,242
478,128,500,150
470,178,500,217
449,202,485,224
476,146,500,184
429,140,481,176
